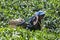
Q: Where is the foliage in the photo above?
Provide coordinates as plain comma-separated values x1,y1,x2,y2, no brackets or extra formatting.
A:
0,27,60,40
0,0,60,40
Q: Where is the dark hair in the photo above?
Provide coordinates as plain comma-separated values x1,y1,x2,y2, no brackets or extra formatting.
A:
38,14,45,17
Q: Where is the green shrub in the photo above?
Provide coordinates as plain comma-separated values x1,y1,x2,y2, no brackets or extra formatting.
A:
0,0,60,40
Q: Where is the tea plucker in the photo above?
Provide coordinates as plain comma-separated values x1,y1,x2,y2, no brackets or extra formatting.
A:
26,10,45,30
9,10,45,30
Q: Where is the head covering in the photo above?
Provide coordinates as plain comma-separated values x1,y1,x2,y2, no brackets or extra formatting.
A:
35,10,45,16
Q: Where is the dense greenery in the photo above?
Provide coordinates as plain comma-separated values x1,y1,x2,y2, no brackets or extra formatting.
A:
0,0,60,40
0,27,60,40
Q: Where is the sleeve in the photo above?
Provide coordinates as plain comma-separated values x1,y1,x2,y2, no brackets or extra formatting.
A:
29,15,38,25
28,16,36,25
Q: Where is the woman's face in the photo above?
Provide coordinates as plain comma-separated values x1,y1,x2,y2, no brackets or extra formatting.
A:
38,14,45,20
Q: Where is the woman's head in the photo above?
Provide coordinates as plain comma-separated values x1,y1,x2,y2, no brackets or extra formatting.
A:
35,10,45,20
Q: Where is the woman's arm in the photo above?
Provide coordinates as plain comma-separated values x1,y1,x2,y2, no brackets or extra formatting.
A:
33,15,38,25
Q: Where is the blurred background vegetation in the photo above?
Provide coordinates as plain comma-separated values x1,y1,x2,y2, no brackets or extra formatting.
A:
0,0,60,40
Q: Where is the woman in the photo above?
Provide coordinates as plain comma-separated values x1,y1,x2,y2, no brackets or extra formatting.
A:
9,10,45,30
26,10,45,30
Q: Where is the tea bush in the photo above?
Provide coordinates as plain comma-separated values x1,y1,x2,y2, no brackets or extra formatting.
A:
0,0,60,40
0,27,60,40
